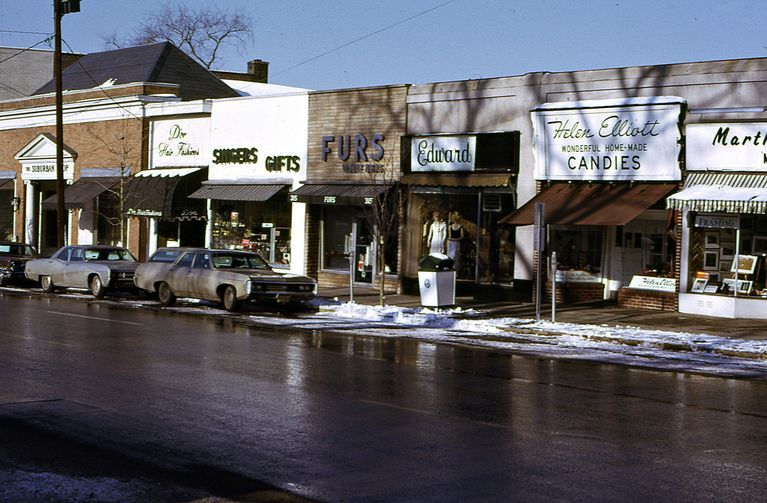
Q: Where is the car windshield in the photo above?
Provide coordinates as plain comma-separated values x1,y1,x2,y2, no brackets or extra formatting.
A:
84,248,135,261
0,244,34,256
212,252,271,270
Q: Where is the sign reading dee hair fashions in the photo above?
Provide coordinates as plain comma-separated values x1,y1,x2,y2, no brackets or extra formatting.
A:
151,118,209,168
687,123,767,171
410,136,476,172
532,99,682,181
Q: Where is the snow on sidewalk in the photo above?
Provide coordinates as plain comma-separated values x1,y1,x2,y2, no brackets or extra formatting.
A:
248,299,767,377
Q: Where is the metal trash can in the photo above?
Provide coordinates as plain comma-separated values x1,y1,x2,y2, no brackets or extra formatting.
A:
417,253,456,307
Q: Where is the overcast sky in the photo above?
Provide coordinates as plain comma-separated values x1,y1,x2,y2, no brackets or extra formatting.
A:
2,0,764,90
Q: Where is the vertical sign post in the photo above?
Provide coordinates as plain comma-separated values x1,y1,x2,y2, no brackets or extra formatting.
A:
533,203,545,322
550,250,557,322
348,222,357,303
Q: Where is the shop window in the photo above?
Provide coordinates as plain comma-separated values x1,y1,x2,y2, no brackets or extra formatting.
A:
0,191,13,240
211,195,291,266
551,228,604,274
322,205,353,271
688,214,767,296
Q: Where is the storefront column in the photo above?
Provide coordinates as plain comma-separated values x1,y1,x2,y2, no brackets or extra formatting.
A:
679,209,691,293
24,181,36,247
205,199,212,249
148,218,158,257
290,201,307,275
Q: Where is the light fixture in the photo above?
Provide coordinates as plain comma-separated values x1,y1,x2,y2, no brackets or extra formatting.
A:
10,197,20,212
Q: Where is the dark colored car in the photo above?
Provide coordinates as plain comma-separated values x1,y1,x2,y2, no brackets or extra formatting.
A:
0,242,38,286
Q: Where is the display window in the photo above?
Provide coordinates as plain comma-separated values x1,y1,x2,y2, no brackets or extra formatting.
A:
211,195,292,268
413,191,515,283
550,227,604,275
321,204,398,282
688,214,767,297
0,190,13,240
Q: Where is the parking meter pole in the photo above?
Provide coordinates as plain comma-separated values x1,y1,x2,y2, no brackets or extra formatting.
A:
348,226,355,303
551,251,557,323
534,203,545,322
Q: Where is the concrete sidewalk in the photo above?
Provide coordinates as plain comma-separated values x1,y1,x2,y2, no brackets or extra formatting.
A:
317,286,767,340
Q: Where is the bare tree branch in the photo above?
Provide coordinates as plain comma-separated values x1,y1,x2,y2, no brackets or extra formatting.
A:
100,2,253,69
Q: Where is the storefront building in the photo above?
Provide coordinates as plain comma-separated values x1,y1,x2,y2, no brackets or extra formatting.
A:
127,105,211,256
671,122,767,318
294,85,407,288
403,81,524,293
192,89,309,273
502,97,683,303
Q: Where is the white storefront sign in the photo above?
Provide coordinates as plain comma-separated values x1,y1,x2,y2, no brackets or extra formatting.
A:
694,214,740,229
687,123,767,171
150,117,209,168
209,96,308,183
532,98,683,181
628,275,677,292
410,135,476,172
554,270,602,283
21,161,74,181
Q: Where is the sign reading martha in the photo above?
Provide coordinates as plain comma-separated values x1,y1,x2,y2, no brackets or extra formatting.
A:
410,136,476,172
628,275,677,292
532,98,682,181
687,123,767,171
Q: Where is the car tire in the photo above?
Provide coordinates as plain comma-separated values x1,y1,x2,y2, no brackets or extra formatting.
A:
89,275,105,299
40,275,55,293
157,282,176,307
222,285,239,312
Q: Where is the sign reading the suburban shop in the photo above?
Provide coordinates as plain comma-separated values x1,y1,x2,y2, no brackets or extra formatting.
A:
321,133,385,173
628,275,677,292
410,136,476,172
687,123,767,171
532,98,682,181
151,118,208,168
694,214,740,229
21,161,74,181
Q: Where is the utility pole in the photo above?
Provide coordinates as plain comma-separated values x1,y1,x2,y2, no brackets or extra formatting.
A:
53,0,81,247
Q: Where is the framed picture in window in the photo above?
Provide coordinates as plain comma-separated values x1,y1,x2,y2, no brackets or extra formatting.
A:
690,278,708,293
720,241,735,260
719,260,732,273
753,236,767,254
722,278,753,295
732,254,758,275
704,232,719,248
704,250,719,270
703,283,720,294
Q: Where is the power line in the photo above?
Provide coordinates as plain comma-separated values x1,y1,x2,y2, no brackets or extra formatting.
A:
0,29,52,35
271,0,461,78
0,37,55,65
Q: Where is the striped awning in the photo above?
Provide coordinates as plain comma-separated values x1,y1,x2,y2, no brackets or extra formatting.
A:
290,183,392,205
666,172,767,213
189,183,287,202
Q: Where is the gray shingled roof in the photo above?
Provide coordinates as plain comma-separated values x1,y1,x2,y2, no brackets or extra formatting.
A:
33,42,238,101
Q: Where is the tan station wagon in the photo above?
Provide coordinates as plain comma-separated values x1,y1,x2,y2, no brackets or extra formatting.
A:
134,247,317,311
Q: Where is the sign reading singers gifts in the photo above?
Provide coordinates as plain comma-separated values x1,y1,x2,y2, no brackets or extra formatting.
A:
532,97,683,181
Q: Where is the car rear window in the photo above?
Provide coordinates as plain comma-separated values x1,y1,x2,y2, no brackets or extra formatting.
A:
150,250,183,263
212,252,271,270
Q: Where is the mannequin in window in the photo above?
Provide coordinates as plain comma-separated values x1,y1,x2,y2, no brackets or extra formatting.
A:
426,210,447,255
447,211,465,267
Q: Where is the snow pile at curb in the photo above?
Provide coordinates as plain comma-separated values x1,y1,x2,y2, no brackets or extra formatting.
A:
295,301,767,363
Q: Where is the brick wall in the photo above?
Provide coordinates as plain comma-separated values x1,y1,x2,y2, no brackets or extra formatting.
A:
618,288,677,311
544,281,605,304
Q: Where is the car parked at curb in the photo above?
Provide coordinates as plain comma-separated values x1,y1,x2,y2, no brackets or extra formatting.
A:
134,247,317,311
24,245,139,298
0,241,38,286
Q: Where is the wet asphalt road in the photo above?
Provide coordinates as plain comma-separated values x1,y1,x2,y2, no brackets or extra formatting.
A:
1,292,767,502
